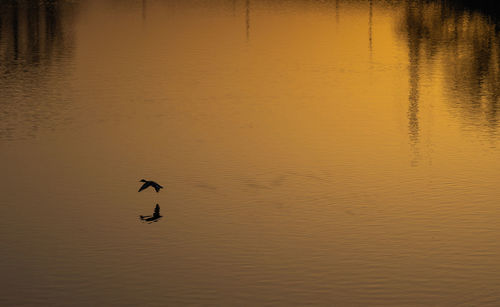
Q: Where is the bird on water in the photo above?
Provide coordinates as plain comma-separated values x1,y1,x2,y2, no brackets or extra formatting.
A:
138,179,163,193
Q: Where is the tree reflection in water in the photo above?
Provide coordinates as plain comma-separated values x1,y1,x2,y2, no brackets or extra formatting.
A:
0,0,76,69
2,0,500,142
398,0,500,137
0,0,77,140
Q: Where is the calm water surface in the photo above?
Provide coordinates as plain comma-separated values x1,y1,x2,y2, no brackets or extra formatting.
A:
2,0,500,305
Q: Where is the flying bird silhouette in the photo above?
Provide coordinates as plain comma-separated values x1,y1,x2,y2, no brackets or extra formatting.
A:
138,179,163,193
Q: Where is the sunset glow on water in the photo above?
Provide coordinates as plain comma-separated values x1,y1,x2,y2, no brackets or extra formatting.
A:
2,0,500,305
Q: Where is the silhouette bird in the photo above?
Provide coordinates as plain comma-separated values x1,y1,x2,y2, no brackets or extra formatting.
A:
139,204,162,223
138,179,163,192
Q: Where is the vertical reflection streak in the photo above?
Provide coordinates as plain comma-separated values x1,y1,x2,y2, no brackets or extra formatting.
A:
406,0,422,164
12,1,19,60
246,0,250,42
142,0,146,21
0,5,3,50
335,0,339,23
27,2,41,64
369,0,373,56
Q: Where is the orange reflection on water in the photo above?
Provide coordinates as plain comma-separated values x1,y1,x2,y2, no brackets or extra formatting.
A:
2,0,500,306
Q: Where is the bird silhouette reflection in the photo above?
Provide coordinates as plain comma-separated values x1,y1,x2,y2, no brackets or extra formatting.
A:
140,204,162,223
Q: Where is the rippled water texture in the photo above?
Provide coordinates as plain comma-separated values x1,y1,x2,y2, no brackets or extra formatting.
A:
2,0,500,305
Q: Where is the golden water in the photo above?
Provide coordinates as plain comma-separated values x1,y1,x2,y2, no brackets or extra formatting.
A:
1,0,500,305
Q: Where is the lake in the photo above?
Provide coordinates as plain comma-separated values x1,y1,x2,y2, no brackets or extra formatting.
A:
1,0,500,305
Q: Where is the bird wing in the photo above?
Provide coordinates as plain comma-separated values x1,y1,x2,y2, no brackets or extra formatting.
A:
138,182,151,192
153,184,162,192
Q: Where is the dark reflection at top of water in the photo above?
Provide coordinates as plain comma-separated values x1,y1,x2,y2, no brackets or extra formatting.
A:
396,0,500,146
1,0,500,142
0,0,78,140
451,0,500,19
403,1,423,165
0,0,76,70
